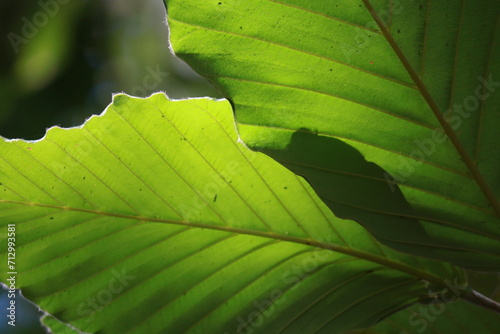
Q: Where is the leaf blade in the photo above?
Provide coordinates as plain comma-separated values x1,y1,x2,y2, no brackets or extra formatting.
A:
0,94,463,333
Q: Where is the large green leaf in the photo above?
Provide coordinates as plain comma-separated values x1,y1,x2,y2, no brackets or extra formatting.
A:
165,0,500,270
0,94,465,333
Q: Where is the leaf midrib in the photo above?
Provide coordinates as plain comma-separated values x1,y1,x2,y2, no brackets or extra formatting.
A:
1,198,448,285
362,0,500,217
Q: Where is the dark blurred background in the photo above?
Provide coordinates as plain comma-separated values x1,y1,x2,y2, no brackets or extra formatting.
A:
0,0,220,332
0,0,221,141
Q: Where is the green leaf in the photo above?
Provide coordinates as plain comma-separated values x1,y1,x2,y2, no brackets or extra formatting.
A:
348,299,500,334
41,314,82,334
165,0,500,270
0,94,464,333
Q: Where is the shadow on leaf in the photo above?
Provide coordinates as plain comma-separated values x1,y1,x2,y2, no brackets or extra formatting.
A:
258,128,436,257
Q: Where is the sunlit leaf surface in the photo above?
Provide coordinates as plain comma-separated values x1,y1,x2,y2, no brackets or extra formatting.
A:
0,94,462,333
166,0,500,270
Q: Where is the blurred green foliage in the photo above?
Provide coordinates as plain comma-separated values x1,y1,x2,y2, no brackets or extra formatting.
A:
0,0,221,140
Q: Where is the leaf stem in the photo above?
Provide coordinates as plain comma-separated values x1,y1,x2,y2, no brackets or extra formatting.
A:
464,290,500,314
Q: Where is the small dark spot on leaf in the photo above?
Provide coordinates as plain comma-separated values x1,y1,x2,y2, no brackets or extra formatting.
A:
284,186,288,190
329,69,332,71
397,28,401,34
50,217,54,220
218,1,222,4
240,26,243,30
83,176,86,180
213,194,217,202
